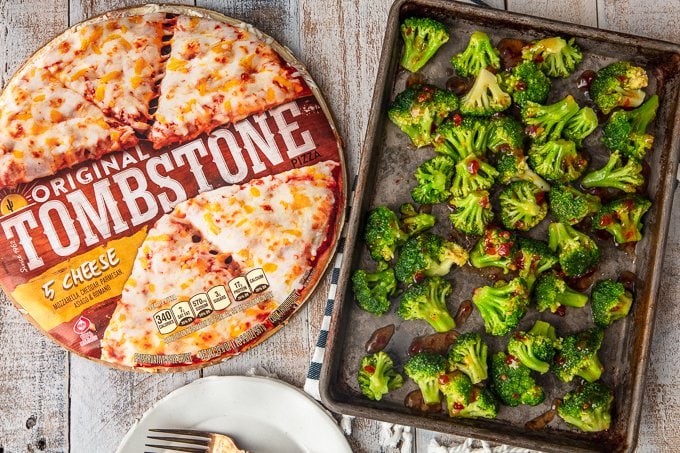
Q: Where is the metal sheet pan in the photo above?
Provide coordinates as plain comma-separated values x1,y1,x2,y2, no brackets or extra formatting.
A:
319,1,680,451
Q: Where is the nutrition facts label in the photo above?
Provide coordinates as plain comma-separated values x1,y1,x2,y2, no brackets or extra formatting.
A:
152,268,270,335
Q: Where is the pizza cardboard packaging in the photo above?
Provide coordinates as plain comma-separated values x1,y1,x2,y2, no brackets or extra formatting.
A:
0,5,346,371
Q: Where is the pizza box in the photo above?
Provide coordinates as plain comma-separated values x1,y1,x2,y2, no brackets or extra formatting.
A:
319,1,680,452
0,5,346,372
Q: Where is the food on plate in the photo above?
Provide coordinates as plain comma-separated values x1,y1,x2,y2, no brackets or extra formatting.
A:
101,161,338,367
397,276,456,333
447,331,488,384
602,94,659,160
471,277,529,336
557,381,613,432
521,36,583,79
589,60,648,114
459,68,511,116
592,195,652,244
394,232,468,283
497,180,548,231
507,320,560,374
351,266,397,316
533,271,589,314
358,351,404,401
548,183,602,225
490,351,545,407
450,31,500,78
399,17,450,73
551,327,605,383
388,84,459,148
439,371,498,419
590,279,634,328
548,222,601,277
521,95,580,144
41,13,169,133
499,61,551,107
149,15,306,148
468,226,517,274
448,189,494,236
0,66,138,187
581,150,645,193
403,351,448,405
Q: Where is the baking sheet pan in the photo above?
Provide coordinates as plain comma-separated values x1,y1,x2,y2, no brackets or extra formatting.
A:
319,1,680,451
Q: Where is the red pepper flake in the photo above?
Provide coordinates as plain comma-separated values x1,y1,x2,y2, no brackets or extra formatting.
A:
599,214,614,227
453,402,465,410
363,365,375,374
467,159,480,175
534,191,546,205
453,113,463,126
555,355,566,366
480,196,490,208
516,81,527,91
505,354,516,365
556,305,567,317
439,375,450,385
534,55,544,63
498,243,512,257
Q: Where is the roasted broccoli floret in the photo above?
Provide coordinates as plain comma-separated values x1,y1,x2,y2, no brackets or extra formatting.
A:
433,115,492,161
494,148,550,191
590,60,648,114
388,84,459,147
358,351,404,401
581,151,644,193
400,17,450,73
451,31,501,77
448,332,489,384
351,267,397,315
552,327,605,383
472,277,530,336
602,94,659,161
398,276,456,332
527,139,588,183
521,95,580,144
557,381,613,432
490,351,545,407
592,195,652,244
487,115,526,153
514,236,558,289
498,180,548,231
500,61,551,107
591,279,634,328
460,68,512,116
448,190,494,236
450,154,499,197
411,155,456,205
364,206,408,262
548,222,601,277
395,232,469,283
533,271,589,314
507,320,560,374
400,203,437,236
404,351,448,405
440,371,498,419
549,184,602,225
521,36,583,78
469,225,517,274
563,107,598,147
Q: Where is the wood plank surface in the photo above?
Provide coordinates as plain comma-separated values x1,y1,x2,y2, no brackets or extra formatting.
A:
506,0,597,27
0,2,70,452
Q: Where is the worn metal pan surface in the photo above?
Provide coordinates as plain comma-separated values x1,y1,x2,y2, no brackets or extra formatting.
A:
320,1,680,452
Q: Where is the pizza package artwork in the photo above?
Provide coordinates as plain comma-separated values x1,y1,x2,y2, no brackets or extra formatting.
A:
0,5,345,371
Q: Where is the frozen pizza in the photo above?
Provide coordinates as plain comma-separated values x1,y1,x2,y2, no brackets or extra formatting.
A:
0,6,344,371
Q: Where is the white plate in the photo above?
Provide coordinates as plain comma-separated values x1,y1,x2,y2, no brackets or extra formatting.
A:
116,375,352,453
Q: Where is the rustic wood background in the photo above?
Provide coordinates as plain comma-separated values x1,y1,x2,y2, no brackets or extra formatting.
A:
0,1,678,452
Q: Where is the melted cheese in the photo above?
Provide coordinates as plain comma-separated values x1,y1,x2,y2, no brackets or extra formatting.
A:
149,16,306,148
41,14,167,133
101,161,338,367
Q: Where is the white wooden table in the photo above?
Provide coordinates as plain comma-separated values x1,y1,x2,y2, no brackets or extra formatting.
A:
0,1,678,452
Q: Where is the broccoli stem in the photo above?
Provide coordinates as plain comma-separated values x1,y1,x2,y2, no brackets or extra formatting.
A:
420,379,442,405
428,306,456,332
528,320,555,339
561,287,589,307
577,355,604,382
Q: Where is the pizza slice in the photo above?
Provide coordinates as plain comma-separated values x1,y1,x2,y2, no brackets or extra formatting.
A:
148,15,307,149
101,160,339,367
0,66,138,188
41,13,170,133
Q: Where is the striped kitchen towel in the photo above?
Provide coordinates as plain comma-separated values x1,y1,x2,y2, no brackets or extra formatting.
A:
304,174,356,401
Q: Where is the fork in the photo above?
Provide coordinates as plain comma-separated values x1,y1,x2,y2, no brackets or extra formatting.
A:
145,428,246,453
